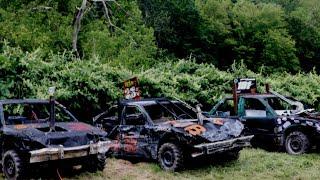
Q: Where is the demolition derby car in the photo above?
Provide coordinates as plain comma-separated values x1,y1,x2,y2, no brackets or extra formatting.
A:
208,78,320,154
94,98,253,171
0,99,110,179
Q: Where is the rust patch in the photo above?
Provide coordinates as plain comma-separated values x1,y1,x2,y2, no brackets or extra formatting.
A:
14,124,28,129
109,136,138,153
109,140,121,152
123,137,138,153
213,118,224,125
184,124,206,136
67,122,92,131
167,120,177,125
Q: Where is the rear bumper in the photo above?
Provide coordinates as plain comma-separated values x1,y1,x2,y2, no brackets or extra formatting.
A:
29,140,111,163
192,135,254,158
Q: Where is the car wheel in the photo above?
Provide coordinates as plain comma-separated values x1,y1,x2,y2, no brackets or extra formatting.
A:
250,136,259,148
83,153,107,172
158,143,184,171
285,131,310,155
2,150,25,180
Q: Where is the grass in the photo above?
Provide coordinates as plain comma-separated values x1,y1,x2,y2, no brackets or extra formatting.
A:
63,148,320,180
0,148,318,179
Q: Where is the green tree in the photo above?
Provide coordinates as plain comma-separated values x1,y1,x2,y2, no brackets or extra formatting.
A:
231,0,299,72
0,0,158,69
138,0,202,59
262,29,299,72
256,0,302,12
287,0,320,71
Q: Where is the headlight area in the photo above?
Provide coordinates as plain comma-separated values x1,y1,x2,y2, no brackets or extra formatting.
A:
93,133,109,142
316,123,320,132
20,139,46,151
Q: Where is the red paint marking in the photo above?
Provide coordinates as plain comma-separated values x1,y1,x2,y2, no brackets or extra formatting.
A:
110,140,121,152
213,118,224,125
184,125,206,135
123,138,138,153
67,123,92,131
14,124,28,129
108,138,138,153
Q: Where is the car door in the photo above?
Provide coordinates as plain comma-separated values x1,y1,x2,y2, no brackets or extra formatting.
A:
238,97,277,136
119,105,150,157
94,106,120,138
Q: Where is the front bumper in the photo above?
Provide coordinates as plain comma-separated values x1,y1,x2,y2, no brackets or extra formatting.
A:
29,140,111,163
192,135,254,158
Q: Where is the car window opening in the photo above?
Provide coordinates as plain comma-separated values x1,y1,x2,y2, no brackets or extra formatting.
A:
3,103,75,125
244,98,267,117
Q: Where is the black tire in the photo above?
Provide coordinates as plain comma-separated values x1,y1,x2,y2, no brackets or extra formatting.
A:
158,143,184,171
250,136,259,148
83,153,107,172
2,150,26,180
285,131,310,155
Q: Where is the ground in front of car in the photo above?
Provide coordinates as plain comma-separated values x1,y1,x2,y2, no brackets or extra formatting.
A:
2,148,320,179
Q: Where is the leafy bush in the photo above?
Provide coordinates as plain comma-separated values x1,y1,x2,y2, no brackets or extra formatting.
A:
1,44,320,123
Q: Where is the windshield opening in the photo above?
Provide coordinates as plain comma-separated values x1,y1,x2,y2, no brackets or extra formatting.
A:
3,103,76,125
143,102,196,124
265,97,295,115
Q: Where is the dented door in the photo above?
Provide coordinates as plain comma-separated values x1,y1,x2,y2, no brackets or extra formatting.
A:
240,98,277,135
119,105,150,157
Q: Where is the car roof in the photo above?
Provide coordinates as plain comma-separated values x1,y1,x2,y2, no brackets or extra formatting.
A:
0,99,50,105
120,98,180,106
241,94,279,98
224,94,284,99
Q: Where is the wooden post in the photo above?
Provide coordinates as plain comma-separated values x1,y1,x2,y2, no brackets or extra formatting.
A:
233,80,238,114
265,83,270,93
48,87,56,131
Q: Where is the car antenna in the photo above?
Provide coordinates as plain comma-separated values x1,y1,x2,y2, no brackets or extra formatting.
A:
48,87,56,132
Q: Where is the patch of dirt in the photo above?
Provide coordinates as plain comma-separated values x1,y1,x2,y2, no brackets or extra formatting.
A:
103,159,157,180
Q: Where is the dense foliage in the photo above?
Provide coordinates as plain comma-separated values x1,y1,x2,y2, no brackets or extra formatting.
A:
1,44,320,122
0,0,320,121
0,0,319,72
0,0,158,69
139,0,320,72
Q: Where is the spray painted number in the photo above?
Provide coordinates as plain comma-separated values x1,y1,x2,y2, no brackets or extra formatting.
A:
184,125,206,136
124,87,140,99
238,81,252,90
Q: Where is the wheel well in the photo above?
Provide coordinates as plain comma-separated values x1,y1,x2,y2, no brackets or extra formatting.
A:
2,139,16,152
283,125,316,144
1,139,15,159
158,135,179,148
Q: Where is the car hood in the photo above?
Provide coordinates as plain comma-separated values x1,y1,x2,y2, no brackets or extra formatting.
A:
158,118,244,142
4,122,108,148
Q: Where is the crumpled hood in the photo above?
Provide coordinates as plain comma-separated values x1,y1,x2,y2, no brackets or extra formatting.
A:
4,122,108,148
297,111,320,121
274,114,320,133
161,118,244,142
